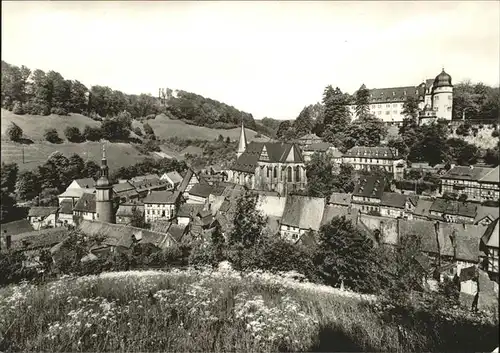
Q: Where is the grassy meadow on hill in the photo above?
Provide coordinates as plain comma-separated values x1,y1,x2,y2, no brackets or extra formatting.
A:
0,109,269,171
1,266,497,353
131,114,269,142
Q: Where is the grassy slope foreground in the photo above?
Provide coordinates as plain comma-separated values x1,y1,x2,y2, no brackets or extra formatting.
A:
0,265,498,353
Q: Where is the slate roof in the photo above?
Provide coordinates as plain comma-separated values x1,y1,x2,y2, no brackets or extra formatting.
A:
79,220,175,250
73,193,96,213
380,192,408,209
353,175,386,199
459,266,478,282
6,227,69,252
481,218,499,248
28,207,59,218
362,85,424,104
168,224,188,242
59,188,95,199
429,199,477,218
116,204,144,217
474,206,499,224
441,166,493,182
320,206,359,227
177,203,204,218
130,174,160,183
164,171,183,185
281,195,326,231
113,182,136,193
132,179,170,192
143,191,180,204
414,252,433,273
150,220,172,234
479,166,499,184
74,178,96,188
231,142,304,173
303,142,336,152
0,219,34,237
413,199,434,218
188,183,215,198
398,219,487,261
178,169,195,193
328,192,352,206
344,146,399,159
59,200,74,215
296,133,323,142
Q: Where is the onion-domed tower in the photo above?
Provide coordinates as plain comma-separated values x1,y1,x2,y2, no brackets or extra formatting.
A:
95,145,115,223
431,68,453,121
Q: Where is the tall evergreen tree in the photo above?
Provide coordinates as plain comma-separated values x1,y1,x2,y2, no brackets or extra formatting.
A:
293,106,314,138
322,86,351,137
355,84,370,119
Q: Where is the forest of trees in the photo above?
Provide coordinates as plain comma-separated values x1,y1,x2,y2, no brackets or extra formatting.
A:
1,61,259,131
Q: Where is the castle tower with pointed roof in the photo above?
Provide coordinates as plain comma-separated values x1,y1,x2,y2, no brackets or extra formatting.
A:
237,120,248,159
96,145,115,223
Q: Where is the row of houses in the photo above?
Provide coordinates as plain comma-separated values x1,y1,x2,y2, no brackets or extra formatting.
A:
350,175,499,224
245,192,499,285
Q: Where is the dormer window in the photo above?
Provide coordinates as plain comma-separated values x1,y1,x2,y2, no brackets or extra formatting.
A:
404,90,407,95
392,92,395,96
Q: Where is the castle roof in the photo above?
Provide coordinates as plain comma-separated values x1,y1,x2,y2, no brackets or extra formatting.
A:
433,69,452,88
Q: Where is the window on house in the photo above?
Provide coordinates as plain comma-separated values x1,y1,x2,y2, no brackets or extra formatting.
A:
267,168,270,178
386,111,390,115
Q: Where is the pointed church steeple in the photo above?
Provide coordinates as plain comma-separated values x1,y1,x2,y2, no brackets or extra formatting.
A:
237,119,247,158
95,144,115,223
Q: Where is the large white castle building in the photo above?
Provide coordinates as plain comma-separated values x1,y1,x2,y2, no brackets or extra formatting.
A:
348,69,453,124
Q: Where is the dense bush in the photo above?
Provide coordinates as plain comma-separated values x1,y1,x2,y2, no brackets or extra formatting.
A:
492,129,499,138
51,107,69,115
44,128,62,143
6,122,23,142
12,101,24,115
83,125,102,141
64,126,83,142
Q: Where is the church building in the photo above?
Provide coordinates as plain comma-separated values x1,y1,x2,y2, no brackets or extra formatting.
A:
225,123,307,195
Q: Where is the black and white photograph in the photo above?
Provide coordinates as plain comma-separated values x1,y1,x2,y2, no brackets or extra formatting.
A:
1,1,499,352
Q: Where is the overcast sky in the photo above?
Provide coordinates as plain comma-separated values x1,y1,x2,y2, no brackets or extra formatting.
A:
2,1,499,120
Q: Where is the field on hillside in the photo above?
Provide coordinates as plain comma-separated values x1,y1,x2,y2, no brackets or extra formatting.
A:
1,109,101,142
132,114,271,142
0,141,150,172
1,264,498,353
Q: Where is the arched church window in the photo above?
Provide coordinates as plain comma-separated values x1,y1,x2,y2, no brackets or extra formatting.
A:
287,167,292,182
267,167,270,178
274,166,278,178
295,167,301,182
